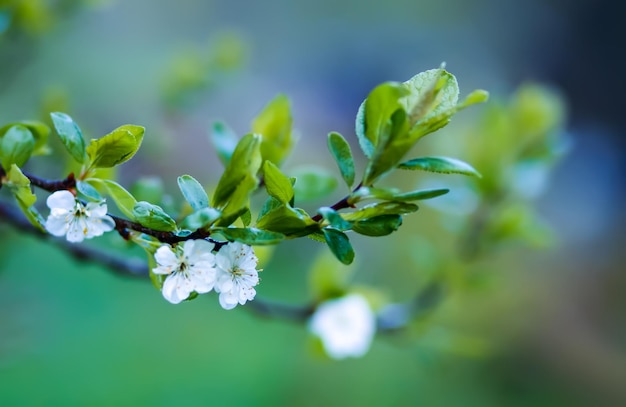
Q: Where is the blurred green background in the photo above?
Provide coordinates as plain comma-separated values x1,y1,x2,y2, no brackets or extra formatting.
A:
1,0,625,405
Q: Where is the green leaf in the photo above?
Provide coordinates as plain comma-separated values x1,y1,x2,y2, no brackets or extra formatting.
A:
327,132,355,188
212,133,262,208
211,121,239,167
392,188,450,201
402,68,459,126
177,174,209,211
50,112,87,163
133,201,177,232
318,207,352,230
323,228,355,265
352,215,403,236
86,124,145,168
180,207,221,229
256,205,318,236
218,173,259,227
0,120,50,156
4,164,45,231
263,160,294,204
4,164,36,208
291,166,338,202
398,156,481,177
252,94,294,166
0,125,35,167
86,178,137,219
342,201,418,221
356,82,409,160
403,69,488,140
216,227,285,245
76,180,103,201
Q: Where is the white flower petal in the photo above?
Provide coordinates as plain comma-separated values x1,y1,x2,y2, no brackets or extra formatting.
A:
45,215,69,236
162,274,184,304
153,245,178,273
219,290,238,310
66,218,87,243
85,215,115,238
46,190,76,211
309,294,376,359
85,201,108,217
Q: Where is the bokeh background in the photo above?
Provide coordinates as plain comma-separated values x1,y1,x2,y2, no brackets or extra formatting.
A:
1,0,625,405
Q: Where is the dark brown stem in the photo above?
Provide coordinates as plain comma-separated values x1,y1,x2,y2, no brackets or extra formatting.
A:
311,182,362,222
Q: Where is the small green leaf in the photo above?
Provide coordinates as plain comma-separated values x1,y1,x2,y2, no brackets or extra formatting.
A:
217,172,259,227
76,180,103,201
402,68,459,126
327,132,355,188
4,164,36,208
291,166,338,202
460,89,489,108
356,81,409,160
217,227,285,245
177,174,209,211
86,178,138,219
263,160,294,204
398,156,481,177
181,207,221,229
318,207,352,231
256,205,318,236
211,121,239,167
323,228,355,265
4,165,45,231
133,201,177,232
0,125,35,167
392,188,450,201
342,201,418,221
86,124,145,168
50,112,87,163
212,133,262,209
351,215,403,236
252,94,293,166
0,120,50,156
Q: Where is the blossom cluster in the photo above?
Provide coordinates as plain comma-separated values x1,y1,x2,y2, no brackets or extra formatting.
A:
44,190,260,310
153,240,259,309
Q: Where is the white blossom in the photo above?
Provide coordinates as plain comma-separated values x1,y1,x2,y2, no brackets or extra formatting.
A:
45,190,115,243
309,294,376,359
152,240,217,304
214,242,259,310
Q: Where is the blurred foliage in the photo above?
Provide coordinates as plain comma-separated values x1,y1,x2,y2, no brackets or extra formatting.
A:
3,1,621,406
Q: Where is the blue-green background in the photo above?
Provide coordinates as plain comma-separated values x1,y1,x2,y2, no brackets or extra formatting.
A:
1,0,625,405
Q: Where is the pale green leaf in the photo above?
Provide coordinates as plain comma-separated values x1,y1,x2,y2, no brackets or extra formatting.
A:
212,133,261,209
0,125,35,167
177,174,209,211
342,201,418,221
133,201,177,232
86,178,138,219
263,160,294,204
50,112,86,163
86,124,145,168
351,215,403,236
217,227,285,245
327,132,355,188
398,156,481,177
323,228,355,265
